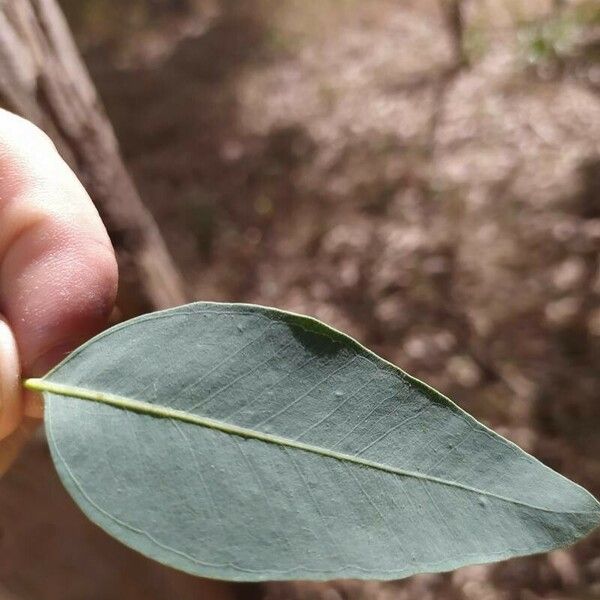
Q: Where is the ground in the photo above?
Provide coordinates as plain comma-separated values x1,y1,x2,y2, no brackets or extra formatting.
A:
1,1,600,599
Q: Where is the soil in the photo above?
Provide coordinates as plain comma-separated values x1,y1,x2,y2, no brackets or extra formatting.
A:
1,1,600,598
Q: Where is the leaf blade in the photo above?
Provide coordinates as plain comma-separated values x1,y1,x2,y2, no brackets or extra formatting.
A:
32,302,600,581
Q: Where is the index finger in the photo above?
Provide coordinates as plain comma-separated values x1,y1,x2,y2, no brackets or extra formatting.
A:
0,110,118,437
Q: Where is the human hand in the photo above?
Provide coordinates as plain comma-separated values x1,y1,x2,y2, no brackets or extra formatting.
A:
0,110,118,473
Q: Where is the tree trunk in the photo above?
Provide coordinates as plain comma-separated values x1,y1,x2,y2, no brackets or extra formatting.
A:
0,3,237,599
439,0,466,67
0,0,187,315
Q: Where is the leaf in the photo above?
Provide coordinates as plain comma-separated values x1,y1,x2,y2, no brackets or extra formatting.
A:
26,302,600,582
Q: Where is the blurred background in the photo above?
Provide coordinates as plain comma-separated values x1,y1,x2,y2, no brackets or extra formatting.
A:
1,0,600,598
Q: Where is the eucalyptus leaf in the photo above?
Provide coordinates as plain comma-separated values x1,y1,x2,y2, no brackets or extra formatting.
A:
26,302,600,581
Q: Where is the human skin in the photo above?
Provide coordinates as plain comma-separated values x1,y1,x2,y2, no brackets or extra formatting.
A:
0,109,118,473
0,110,243,600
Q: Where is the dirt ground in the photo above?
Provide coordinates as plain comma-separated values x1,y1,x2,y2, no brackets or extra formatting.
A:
1,1,600,599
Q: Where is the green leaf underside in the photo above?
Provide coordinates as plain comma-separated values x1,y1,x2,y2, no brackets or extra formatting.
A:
29,302,600,582
23,378,600,517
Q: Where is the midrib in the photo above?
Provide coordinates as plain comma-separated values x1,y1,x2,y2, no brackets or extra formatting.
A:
24,377,590,515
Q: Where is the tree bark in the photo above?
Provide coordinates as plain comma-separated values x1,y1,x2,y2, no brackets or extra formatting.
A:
439,0,466,67
0,0,187,315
